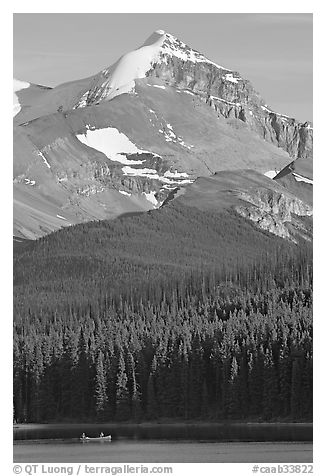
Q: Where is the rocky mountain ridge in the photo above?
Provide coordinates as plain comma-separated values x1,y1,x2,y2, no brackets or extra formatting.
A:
171,170,312,243
235,187,312,241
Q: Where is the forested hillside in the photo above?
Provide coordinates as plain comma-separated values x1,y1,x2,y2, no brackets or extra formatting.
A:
14,202,303,309
13,202,312,423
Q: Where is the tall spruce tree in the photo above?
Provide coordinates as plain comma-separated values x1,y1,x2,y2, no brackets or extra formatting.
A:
94,350,108,420
115,350,130,420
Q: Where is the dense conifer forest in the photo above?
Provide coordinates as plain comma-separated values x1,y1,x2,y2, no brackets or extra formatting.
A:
13,203,313,423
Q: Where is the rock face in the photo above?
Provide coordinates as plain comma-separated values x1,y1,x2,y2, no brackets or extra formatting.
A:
148,34,312,163
235,188,312,241
205,98,313,162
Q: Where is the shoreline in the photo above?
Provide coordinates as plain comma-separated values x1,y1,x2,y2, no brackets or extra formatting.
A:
14,421,313,429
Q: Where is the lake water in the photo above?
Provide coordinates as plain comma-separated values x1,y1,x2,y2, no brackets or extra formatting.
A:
13,423,313,463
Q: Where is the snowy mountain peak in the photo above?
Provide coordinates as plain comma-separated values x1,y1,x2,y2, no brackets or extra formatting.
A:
142,30,229,69
74,30,243,107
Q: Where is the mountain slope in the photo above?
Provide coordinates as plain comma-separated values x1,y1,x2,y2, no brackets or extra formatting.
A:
13,80,293,239
13,79,52,118
15,176,308,313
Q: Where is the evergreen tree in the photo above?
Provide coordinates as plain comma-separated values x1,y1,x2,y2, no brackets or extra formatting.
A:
227,355,241,418
71,329,91,419
262,347,279,420
94,350,108,420
291,356,303,419
125,351,142,420
115,350,130,420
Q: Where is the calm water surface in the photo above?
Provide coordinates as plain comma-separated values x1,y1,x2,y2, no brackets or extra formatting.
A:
13,423,312,463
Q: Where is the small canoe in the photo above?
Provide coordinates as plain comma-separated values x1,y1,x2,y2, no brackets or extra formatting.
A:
80,435,112,442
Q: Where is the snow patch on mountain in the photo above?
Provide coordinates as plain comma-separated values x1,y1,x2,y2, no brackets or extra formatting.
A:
264,170,280,179
224,73,240,84
37,151,51,169
261,105,273,113
164,170,189,179
158,122,193,149
122,165,193,185
76,127,147,165
210,95,241,107
143,191,158,206
13,79,30,117
178,139,194,150
24,178,35,186
293,173,313,185
162,177,193,185
122,166,160,178
119,190,132,196
162,184,177,190
261,105,292,121
183,90,195,95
